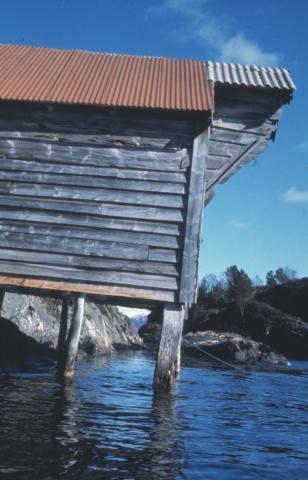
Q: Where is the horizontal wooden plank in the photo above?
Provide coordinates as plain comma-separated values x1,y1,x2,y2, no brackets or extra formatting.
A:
207,154,231,169
0,274,176,302
0,159,187,186
0,195,184,222
215,99,279,118
0,208,181,235
206,156,227,170
0,248,179,277
0,231,149,261
210,127,258,144
212,117,277,136
0,139,189,172
208,140,244,158
0,261,178,290
0,131,188,151
0,173,185,196
0,288,159,309
0,182,184,208
0,222,179,249
148,248,178,264
206,137,268,190
0,105,195,137
0,230,179,265
216,87,284,108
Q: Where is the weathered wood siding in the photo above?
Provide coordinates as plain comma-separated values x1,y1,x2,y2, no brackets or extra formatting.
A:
206,87,285,191
180,129,208,303
0,103,208,302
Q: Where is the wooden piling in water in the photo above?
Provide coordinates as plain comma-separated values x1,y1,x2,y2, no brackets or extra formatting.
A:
59,294,85,380
153,303,185,390
0,289,5,315
57,297,69,358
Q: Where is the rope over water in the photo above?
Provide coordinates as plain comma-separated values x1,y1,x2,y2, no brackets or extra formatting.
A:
185,339,246,372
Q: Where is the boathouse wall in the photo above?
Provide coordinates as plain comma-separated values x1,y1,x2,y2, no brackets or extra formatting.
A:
0,102,210,305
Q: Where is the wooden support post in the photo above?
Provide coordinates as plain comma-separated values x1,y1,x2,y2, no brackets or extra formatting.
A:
179,128,208,304
57,297,69,358
0,289,5,316
153,303,185,391
60,294,85,381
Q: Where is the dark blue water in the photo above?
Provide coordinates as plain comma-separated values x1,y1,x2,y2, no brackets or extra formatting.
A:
0,351,307,479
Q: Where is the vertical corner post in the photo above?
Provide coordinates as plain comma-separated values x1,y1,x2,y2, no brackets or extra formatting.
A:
179,127,208,304
59,293,86,381
153,303,185,391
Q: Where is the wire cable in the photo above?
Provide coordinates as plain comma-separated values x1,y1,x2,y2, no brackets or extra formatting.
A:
184,339,247,372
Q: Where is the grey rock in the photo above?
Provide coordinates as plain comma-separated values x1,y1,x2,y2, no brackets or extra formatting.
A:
182,331,289,365
0,316,56,371
2,293,143,357
186,300,308,359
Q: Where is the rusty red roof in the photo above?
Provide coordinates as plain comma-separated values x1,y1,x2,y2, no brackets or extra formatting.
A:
0,44,214,112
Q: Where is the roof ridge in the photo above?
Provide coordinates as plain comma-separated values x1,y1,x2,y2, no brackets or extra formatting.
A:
0,42,205,65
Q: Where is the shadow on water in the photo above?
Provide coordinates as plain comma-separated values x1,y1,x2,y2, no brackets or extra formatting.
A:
50,384,186,479
0,353,188,479
0,351,307,479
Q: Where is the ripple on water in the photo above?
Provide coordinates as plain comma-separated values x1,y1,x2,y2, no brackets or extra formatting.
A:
0,351,307,479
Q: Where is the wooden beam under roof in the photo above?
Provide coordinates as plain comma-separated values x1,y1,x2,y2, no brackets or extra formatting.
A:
205,86,289,200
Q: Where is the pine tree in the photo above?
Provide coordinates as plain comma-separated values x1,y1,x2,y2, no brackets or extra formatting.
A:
266,270,277,286
274,267,297,284
198,274,226,308
225,265,253,317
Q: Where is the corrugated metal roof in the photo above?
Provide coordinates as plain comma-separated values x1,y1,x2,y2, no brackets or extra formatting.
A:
206,61,296,90
0,44,214,111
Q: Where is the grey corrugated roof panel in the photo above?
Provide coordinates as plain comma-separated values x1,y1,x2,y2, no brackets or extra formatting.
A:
206,61,296,91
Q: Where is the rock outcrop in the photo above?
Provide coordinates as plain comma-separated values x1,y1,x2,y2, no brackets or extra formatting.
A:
0,316,56,371
186,301,308,359
1,293,142,359
183,331,289,365
140,291,308,362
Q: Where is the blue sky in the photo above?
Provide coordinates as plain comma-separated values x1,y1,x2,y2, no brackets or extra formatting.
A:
0,0,307,281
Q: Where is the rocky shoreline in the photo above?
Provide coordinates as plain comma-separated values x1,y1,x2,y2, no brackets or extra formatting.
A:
0,293,142,371
0,279,307,371
140,279,308,366
182,331,289,366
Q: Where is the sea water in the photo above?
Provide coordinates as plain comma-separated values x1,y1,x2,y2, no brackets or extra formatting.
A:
0,350,307,479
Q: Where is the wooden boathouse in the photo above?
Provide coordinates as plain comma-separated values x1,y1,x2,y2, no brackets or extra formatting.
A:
0,44,295,387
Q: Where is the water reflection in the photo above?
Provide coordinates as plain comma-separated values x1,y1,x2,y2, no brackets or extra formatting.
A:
48,367,186,478
0,352,307,479
0,357,187,479
151,391,187,479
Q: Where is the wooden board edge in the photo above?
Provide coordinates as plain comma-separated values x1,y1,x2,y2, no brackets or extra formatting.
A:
179,127,209,304
0,275,175,303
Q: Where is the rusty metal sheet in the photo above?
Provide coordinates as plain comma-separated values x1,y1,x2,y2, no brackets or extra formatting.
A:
0,44,214,112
